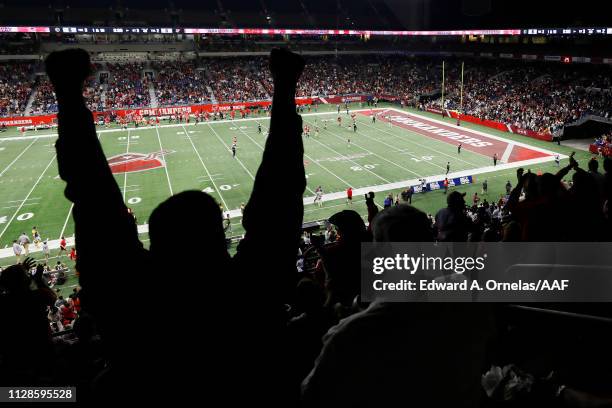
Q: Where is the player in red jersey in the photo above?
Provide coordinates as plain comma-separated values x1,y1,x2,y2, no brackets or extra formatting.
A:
346,187,353,205
69,247,77,261
58,236,67,258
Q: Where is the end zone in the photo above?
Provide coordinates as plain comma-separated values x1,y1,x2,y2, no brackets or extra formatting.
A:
363,108,561,163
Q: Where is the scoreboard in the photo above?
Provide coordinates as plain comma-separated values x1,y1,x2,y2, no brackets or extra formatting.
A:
1,25,611,37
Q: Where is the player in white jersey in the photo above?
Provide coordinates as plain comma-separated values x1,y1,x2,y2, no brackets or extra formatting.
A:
42,239,50,263
314,186,324,207
12,240,22,263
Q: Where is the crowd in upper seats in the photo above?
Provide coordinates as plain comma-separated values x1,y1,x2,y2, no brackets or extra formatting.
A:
105,62,150,109
426,60,612,133
0,62,35,117
152,60,211,106
204,58,271,102
1,56,611,136
29,76,58,115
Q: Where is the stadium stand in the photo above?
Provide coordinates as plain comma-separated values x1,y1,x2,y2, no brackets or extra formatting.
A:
152,60,212,106
29,76,58,115
205,57,270,102
0,62,35,116
1,53,611,135
105,62,150,109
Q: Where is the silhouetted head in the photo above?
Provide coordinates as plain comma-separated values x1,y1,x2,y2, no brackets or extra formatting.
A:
539,173,561,197
329,210,367,243
447,191,466,211
149,191,229,265
0,264,31,294
588,158,599,172
372,205,434,242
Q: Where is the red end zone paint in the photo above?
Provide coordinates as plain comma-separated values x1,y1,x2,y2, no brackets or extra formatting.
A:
108,150,174,174
364,110,551,163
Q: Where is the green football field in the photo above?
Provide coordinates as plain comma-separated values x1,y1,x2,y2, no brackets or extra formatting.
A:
0,104,590,288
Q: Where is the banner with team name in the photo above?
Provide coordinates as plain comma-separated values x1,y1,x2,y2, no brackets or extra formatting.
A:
411,175,474,193
0,98,315,127
0,113,57,127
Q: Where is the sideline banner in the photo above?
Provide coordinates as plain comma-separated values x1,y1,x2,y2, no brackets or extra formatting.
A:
412,175,474,193
0,98,316,127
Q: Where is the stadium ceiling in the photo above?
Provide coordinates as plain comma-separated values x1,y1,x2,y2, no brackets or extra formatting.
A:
1,26,611,36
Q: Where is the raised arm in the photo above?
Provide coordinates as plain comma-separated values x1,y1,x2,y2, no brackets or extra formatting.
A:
236,48,306,293
45,50,143,312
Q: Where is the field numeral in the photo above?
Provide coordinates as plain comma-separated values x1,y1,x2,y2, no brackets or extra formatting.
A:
17,212,34,221
350,164,378,171
202,185,234,194
411,156,434,162
127,197,141,205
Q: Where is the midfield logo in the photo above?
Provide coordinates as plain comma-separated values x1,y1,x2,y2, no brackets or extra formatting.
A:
108,150,176,174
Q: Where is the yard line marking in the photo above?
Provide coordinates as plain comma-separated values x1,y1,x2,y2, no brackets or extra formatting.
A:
304,119,419,180
0,154,56,241
154,126,174,196
234,124,318,195
59,203,74,239
0,138,37,178
205,123,256,180
306,130,391,183
4,197,41,203
358,118,482,169
1,203,39,209
182,124,229,210
122,129,131,201
259,124,354,189
501,143,515,164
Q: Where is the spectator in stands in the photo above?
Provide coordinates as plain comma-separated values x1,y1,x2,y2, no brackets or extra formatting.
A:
0,257,57,385
302,204,494,407
316,210,369,310
60,301,76,327
287,276,334,397
0,62,34,116
45,47,306,404
434,191,474,241
588,158,606,200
